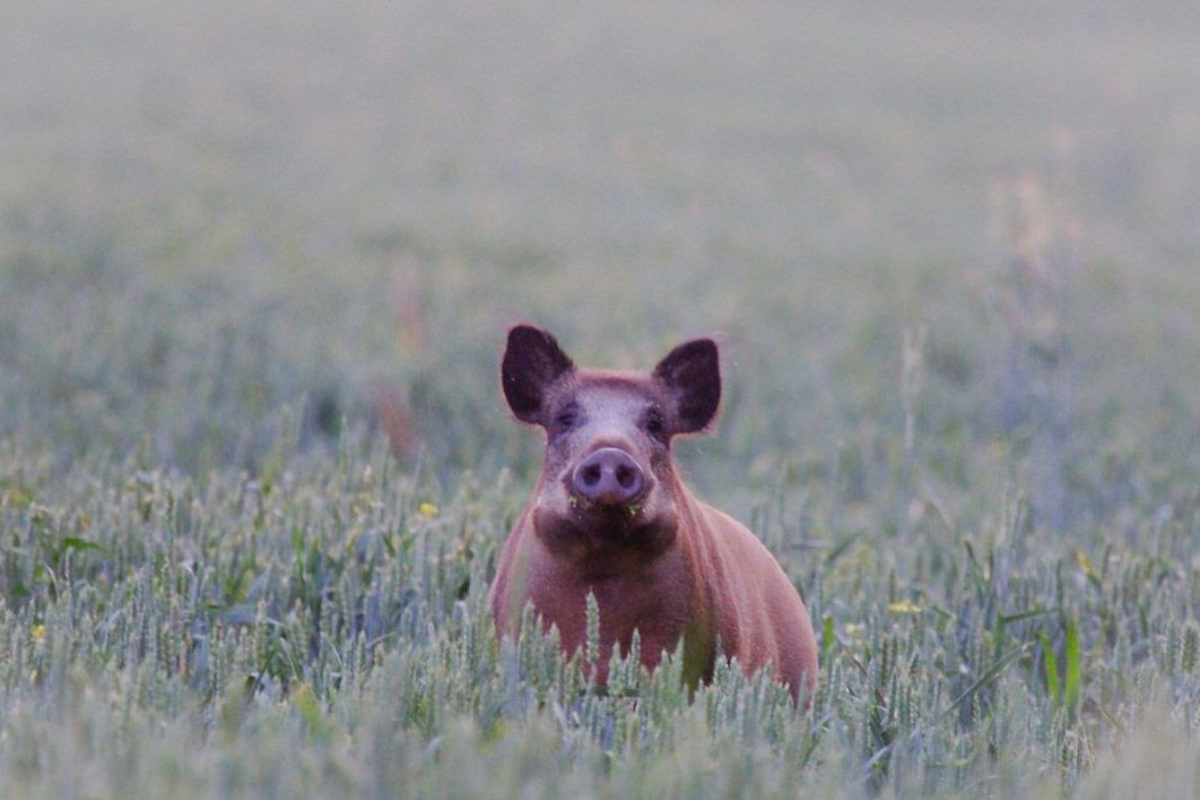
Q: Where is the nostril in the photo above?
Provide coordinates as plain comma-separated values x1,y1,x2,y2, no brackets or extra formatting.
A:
581,464,601,486
615,465,634,488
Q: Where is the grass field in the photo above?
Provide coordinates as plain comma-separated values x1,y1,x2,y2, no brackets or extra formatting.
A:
4,1,1200,797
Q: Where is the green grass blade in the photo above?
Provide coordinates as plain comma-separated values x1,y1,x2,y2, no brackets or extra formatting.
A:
1040,629,1061,709
1064,617,1082,716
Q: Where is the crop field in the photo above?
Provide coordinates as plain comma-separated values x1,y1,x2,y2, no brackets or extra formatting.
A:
4,1,1200,797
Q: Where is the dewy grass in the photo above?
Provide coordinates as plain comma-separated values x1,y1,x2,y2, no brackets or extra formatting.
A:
2,426,1200,799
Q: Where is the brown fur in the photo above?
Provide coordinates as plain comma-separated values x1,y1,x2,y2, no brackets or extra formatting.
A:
488,326,817,704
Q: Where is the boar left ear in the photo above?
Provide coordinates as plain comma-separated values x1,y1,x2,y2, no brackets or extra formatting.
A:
502,325,575,424
653,338,721,434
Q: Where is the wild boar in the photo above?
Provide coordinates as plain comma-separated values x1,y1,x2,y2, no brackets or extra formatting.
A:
489,325,817,703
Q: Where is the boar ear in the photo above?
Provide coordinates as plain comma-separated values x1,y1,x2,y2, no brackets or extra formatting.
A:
653,338,721,434
502,325,575,424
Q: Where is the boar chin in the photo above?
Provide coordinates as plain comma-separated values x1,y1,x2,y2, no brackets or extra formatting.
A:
531,500,678,562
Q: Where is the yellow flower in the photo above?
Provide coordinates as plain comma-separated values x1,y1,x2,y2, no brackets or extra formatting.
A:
417,502,439,518
1075,549,1095,578
31,624,45,643
887,600,922,615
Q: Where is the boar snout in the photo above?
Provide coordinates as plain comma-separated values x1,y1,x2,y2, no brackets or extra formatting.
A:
571,447,646,507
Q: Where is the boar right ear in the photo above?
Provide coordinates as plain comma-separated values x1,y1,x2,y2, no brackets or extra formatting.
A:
654,338,721,434
502,325,575,424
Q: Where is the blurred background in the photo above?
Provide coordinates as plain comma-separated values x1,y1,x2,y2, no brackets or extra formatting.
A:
3,0,1199,536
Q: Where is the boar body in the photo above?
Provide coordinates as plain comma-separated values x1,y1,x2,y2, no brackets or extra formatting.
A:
489,327,817,702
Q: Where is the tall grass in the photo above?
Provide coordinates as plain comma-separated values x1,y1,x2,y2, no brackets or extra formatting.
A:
3,421,1200,798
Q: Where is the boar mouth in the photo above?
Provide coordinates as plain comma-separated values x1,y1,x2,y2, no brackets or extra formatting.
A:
568,493,644,519
533,494,678,558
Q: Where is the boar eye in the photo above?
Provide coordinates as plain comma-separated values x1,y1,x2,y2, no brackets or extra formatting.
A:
645,408,667,441
554,408,578,432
